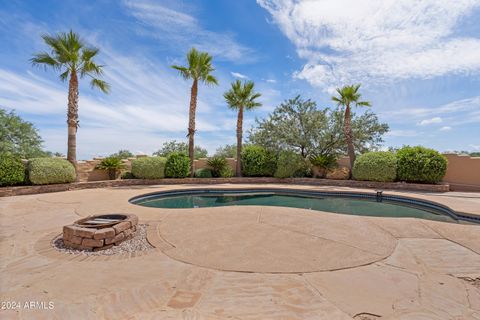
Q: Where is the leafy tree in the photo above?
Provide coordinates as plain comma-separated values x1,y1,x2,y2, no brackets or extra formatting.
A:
172,48,218,177
0,108,47,158
31,30,109,168
248,96,388,159
332,84,371,168
153,140,208,159
110,149,134,159
215,144,237,158
471,152,480,157
224,80,262,176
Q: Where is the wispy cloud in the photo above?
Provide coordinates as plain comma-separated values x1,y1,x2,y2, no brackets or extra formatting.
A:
439,126,452,131
383,96,480,124
265,79,276,83
418,117,442,126
123,0,255,62
231,72,248,79
258,0,480,89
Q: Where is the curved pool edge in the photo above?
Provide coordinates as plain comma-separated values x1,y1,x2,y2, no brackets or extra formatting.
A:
128,187,479,224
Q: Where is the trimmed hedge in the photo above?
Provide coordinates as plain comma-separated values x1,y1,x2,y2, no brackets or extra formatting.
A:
165,153,190,178
353,151,397,182
274,150,308,178
241,145,276,177
28,158,76,185
195,168,213,178
131,156,166,179
396,146,447,184
0,155,25,186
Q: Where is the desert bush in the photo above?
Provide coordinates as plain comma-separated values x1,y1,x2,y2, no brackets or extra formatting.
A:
195,168,213,178
131,157,166,179
165,153,190,178
28,158,76,185
120,171,135,179
274,150,308,178
0,154,26,186
396,146,447,184
241,145,276,177
219,166,234,178
352,151,397,182
207,156,228,177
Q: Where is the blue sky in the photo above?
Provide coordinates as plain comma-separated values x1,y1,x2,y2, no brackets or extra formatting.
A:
0,0,479,159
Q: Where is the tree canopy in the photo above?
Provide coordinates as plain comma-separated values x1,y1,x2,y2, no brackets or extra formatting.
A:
215,144,237,158
248,96,388,158
0,108,49,158
153,140,208,159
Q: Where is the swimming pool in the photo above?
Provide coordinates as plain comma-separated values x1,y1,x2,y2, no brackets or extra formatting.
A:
129,188,470,223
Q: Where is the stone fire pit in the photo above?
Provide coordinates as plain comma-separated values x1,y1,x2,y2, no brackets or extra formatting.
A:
63,214,138,251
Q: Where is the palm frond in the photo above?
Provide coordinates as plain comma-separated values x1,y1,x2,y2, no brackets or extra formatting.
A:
59,70,70,82
171,65,191,79
90,78,110,93
30,52,61,70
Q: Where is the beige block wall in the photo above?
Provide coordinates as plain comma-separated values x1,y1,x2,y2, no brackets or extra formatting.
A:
442,154,480,191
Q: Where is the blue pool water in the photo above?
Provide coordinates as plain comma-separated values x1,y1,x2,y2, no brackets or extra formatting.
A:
130,189,462,223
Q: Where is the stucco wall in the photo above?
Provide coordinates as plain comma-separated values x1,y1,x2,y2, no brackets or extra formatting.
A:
442,154,480,191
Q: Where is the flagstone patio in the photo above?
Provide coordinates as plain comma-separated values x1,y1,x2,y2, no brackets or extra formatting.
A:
1,184,479,319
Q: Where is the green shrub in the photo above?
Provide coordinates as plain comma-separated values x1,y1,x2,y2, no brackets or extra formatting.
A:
28,158,76,185
0,155,26,186
274,150,307,178
165,153,190,178
241,145,276,177
96,156,125,180
396,146,448,184
207,156,228,177
219,166,234,178
195,168,213,178
131,156,166,179
120,171,134,179
352,151,397,182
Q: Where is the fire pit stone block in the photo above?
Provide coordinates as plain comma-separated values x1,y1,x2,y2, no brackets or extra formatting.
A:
62,214,138,251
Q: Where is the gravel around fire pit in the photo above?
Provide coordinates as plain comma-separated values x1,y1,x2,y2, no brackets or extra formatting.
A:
52,224,153,255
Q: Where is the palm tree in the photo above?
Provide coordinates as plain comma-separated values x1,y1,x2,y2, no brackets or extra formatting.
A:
172,48,218,177
31,30,109,171
331,84,371,169
224,80,262,177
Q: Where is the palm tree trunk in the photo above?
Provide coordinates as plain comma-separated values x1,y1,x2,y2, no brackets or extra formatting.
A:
67,70,79,179
344,104,356,170
188,79,198,177
236,106,244,177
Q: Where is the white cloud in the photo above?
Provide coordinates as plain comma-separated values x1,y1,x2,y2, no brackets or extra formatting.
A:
266,79,277,83
386,129,419,137
123,0,255,62
439,126,452,131
470,144,480,150
258,0,480,88
418,117,442,126
231,72,248,79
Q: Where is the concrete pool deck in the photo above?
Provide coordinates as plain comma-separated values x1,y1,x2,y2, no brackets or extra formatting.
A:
1,184,479,319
